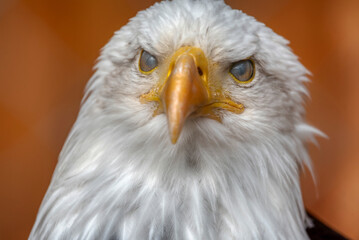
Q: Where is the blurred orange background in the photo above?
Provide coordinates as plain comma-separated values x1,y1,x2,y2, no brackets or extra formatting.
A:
0,0,358,239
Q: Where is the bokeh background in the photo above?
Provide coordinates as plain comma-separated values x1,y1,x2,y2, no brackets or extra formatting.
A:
0,0,358,239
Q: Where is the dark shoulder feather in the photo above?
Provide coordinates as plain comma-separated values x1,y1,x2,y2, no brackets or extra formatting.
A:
306,212,349,240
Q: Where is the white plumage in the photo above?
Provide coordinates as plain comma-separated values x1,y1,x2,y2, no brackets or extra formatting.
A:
30,0,321,239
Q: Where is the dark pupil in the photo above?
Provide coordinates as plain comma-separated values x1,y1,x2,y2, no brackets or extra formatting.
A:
231,60,253,81
141,51,157,72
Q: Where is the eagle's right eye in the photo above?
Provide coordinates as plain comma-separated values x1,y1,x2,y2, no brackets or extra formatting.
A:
139,50,158,74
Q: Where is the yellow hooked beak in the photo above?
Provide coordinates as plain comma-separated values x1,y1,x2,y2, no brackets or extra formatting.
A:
140,47,244,144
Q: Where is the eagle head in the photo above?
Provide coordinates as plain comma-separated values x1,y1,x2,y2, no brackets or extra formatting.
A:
30,0,320,239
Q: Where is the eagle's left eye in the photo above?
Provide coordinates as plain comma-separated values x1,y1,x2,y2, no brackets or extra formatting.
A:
139,50,158,73
229,59,255,83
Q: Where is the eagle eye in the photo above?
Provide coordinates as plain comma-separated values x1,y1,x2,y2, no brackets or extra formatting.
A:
139,50,158,73
229,59,255,83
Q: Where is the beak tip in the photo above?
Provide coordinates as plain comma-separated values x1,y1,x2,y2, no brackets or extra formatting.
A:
169,128,180,144
170,137,178,144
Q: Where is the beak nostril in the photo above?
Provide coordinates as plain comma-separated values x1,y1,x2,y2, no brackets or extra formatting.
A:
197,67,203,76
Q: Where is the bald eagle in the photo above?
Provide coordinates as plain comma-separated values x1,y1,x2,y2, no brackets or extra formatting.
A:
29,0,331,239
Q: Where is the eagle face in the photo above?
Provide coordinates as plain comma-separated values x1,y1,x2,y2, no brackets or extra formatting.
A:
100,0,307,146
30,1,319,239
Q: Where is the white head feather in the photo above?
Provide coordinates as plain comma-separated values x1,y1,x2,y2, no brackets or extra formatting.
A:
30,0,321,239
